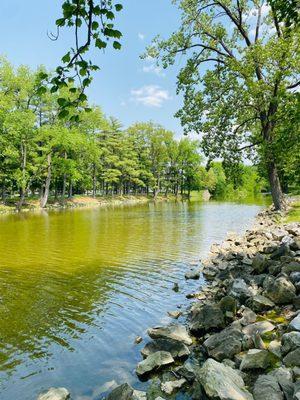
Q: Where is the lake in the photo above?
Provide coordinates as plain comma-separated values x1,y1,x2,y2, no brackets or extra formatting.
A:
0,200,266,400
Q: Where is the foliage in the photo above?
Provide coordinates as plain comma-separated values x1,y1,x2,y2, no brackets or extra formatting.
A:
0,60,206,208
146,0,300,209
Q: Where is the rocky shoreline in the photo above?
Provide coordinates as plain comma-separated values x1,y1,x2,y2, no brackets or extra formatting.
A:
38,205,300,400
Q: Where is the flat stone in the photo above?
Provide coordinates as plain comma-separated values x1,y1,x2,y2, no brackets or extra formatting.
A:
219,296,237,314
240,349,274,370
289,314,300,331
141,338,190,359
185,270,200,280
160,378,186,395
242,321,275,337
37,388,70,400
136,351,174,377
268,367,294,400
203,327,243,361
253,375,283,400
240,307,257,326
167,310,181,319
283,348,300,367
148,325,192,345
246,294,275,312
281,331,300,355
196,358,253,400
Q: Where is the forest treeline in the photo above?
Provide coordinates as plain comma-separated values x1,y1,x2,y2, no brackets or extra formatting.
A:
0,59,266,210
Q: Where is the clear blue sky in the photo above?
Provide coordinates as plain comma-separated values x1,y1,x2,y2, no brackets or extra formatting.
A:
0,1,186,136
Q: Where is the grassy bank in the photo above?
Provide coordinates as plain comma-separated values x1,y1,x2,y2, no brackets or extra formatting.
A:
285,198,300,223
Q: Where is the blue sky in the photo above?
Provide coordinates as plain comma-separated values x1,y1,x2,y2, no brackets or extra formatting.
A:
0,1,186,136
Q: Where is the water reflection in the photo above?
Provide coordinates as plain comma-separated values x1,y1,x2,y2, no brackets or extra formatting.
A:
0,200,265,400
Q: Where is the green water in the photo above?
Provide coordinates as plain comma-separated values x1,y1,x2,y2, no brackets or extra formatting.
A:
0,200,265,400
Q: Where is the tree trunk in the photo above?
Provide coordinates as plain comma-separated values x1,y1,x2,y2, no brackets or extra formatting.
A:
92,164,96,198
267,160,285,210
40,153,52,208
68,181,73,198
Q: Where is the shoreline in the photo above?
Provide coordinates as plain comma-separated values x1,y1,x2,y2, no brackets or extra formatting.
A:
0,194,177,216
38,201,300,400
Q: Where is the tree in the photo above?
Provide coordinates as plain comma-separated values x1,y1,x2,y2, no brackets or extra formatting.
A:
147,0,300,210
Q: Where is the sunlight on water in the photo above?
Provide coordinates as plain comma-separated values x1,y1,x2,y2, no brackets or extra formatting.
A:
0,200,265,400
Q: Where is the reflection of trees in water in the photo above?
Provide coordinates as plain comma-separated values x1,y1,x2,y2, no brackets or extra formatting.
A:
0,203,203,375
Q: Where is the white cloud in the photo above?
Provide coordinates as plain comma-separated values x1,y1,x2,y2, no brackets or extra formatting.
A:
142,64,165,77
138,33,145,40
130,85,171,107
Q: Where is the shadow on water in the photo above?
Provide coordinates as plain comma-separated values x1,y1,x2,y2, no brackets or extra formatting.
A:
0,200,268,400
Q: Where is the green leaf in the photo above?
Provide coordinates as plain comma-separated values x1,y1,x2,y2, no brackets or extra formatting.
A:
113,41,121,50
50,86,59,93
56,18,65,27
62,52,71,63
57,97,68,106
78,93,87,102
92,21,99,30
106,11,115,20
82,78,92,87
95,38,107,49
115,4,123,11
58,109,69,119
37,86,47,95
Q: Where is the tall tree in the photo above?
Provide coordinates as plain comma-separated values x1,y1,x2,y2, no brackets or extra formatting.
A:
147,0,300,209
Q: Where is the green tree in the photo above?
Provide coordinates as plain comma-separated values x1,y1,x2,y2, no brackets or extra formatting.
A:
147,0,300,209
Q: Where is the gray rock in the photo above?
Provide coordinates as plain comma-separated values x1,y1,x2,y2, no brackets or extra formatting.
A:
282,332,300,355
136,351,174,377
161,378,186,395
107,384,134,400
229,279,254,302
141,338,190,359
240,307,257,326
132,391,147,400
219,296,237,314
37,388,70,400
240,349,274,370
167,310,181,319
148,325,192,345
189,303,225,335
246,294,275,312
283,348,300,367
203,327,243,361
290,272,300,284
185,270,200,280
264,276,296,304
253,375,283,400
242,321,275,337
282,261,300,274
268,340,282,358
252,254,269,273
294,381,300,400
269,367,294,400
196,358,253,400
289,314,300,331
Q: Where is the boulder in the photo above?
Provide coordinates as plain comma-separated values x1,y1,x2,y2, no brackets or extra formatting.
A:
289,314,300,331
239,307,257,326
136,351,174,377
240,349,274,370
242,321,275,337
219,296,237,314
253,375,283,400
148,325,192,345
252,254,269,273
283,348,300,367
268,367,294,400
161,379,186,395
37,388,70,400
185,270,200,280
167,310,181,319
141,338,190,359
264,276,296,304
106,384,134,400
282,261,300,274
294,381,300,400
229,279,254,302
203,327,243,361
246,294,275,312
290,272,300,284
281,332,300,355
189,303,225,335
196,358,253,400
